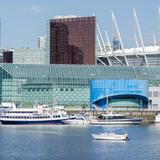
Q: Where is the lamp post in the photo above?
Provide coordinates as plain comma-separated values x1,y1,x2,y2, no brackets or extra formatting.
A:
106,89,109,109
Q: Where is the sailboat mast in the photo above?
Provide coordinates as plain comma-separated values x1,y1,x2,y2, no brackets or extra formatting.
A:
0,17,1,49
158,7,160,45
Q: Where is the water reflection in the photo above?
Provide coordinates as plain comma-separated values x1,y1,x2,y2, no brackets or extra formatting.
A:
0,124,160,160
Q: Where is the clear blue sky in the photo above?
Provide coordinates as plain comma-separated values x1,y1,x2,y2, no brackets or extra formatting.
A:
0,0,159,48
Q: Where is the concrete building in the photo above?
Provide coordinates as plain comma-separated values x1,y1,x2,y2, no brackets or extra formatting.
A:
38,35,46,49
13,48,48,64
149,86,160,109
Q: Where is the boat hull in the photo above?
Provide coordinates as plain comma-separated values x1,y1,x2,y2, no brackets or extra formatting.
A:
64,119,89,125
0,119,67,125
155,114,160,123
90,118,142,125
92,133,128,140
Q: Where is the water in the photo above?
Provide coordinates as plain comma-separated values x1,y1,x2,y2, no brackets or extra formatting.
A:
0,124,160,160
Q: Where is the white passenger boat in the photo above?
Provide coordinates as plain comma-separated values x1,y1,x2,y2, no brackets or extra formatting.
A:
155,113,160,123
92,132,128,140
91,111,143,125
64,114,89,125
0,103,69,125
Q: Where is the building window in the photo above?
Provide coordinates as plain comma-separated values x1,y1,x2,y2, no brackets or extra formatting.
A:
153,104,158,107
149,91,152,97
18,88,21,94
153,91,158,97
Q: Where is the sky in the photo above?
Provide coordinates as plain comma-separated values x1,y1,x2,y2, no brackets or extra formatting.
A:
0,0,160,49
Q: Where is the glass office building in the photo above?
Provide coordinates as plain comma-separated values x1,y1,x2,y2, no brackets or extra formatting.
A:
49,16,95,64
90,79,148,110
0,63,160,108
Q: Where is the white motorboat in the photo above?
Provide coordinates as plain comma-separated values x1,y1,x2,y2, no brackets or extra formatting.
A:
64,114,89,125
0,103,69,125
91,111,143,125
92,132,128,140
155,113,160,123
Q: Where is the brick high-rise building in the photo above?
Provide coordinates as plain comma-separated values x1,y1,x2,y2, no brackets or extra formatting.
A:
3,50,13,63
49,16,95,64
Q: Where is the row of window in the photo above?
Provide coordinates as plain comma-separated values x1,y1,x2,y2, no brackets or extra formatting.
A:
18,88,75,92
1,115,61,119
2,116,50,119
149,91,160,97
5,111,36,114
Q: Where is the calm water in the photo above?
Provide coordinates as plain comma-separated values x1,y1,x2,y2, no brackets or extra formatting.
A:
0,124,160,160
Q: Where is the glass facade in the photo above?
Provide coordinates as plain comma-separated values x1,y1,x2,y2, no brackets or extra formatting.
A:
90,80,148,110
0,63,160,108
50,16,95,64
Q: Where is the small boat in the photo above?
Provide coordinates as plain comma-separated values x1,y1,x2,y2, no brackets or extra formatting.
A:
92,128,128,140
64,114,89,125
155,113,160,123
92,132,128,140
0,103,69,125
91,111,143,125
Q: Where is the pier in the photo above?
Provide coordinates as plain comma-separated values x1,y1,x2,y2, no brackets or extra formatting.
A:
66,108,159,123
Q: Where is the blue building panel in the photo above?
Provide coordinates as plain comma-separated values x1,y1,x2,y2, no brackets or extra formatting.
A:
90,79,149,110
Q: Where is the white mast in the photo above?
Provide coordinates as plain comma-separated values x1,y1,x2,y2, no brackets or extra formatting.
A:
0,17,1,51
96,23,108,55
97,35,103,54
0,17,1,59
133,8,148,66
158,7,160,48
97,23,111,65
111,11,125,52
134,34,139,48
134,33,146,65
158,7,160,43
105,30,123,65
111,11,128,66
97,35,107,65
133,9,145,51
105,30,112,52
152,34,156,46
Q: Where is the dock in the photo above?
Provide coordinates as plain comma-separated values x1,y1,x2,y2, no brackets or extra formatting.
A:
65,108,159,123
